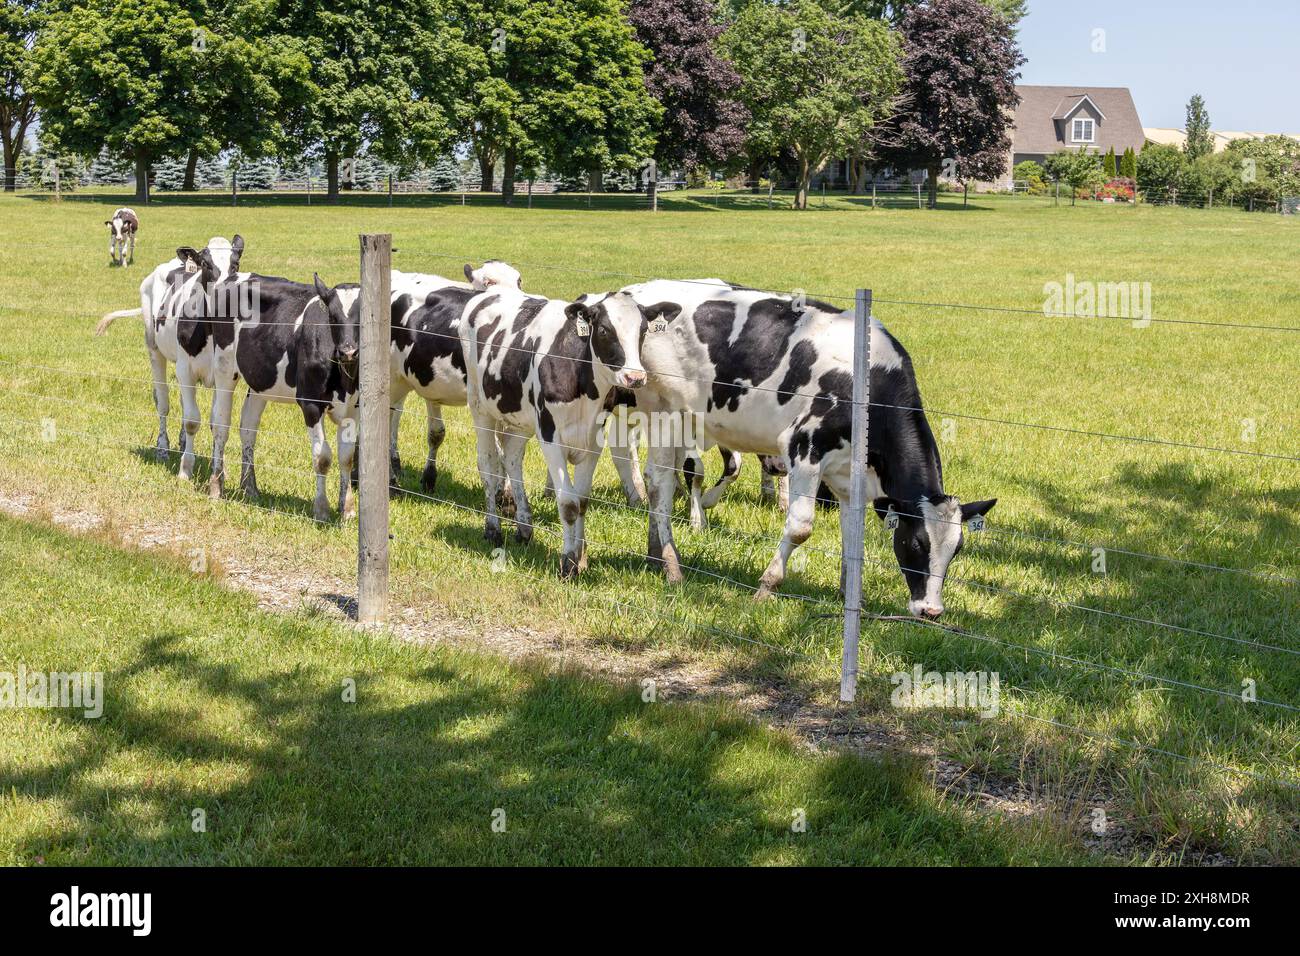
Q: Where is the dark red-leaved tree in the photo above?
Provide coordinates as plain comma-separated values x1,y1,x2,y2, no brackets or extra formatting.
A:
879,0,1023,207
628,0,748,173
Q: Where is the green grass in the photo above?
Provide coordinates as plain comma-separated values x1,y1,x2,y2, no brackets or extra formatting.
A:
0,188,1297,863
0,514,1091,865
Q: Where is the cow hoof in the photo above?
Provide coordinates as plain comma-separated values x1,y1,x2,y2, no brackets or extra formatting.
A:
514,524,533,545
754,586,776,602
559,553,581,579
208,477,224,499
313,504,331,523
155,447,169,463
484,524,504,547
420,466,437,493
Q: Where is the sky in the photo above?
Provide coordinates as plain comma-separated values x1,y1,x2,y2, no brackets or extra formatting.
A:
1016,0,1300,132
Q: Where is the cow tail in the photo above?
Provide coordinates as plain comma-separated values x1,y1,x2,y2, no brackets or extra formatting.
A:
95,308,143,336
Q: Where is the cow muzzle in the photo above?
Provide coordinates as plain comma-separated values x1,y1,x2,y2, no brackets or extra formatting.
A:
617,369,647,389
909,600,944,621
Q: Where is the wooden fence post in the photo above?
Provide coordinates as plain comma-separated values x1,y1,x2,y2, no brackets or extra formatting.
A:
358,234,392,626
840,288,872,703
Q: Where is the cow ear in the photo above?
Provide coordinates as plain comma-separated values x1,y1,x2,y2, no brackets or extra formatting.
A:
177,246,200,264
642,301,682,324
960,498,997,521
229,235,245,272
873,497,901,522
104,220,113,226
565,302,593,336
463,263,475,282
312,273,331,301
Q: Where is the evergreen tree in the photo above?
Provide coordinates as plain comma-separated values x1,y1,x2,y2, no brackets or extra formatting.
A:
1184,94,1212,161
1120,147,1137,179
428,155,461,191
1103,147,1116,178
152,156,188,190
88,147,131,185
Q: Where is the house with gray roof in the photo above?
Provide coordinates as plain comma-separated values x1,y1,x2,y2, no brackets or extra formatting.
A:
1009,85,1146,169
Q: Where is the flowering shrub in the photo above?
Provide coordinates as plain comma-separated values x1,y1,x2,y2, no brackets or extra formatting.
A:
1095,177,1136,202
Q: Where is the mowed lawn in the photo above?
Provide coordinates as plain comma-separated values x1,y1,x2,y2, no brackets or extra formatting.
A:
0,188,1297,863
0,514,1093,866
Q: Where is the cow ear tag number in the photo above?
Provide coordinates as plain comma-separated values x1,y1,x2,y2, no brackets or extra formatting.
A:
650,316,668,334
575,317,590,338
969,514,986,533
185,258,198,275
885,506,899,530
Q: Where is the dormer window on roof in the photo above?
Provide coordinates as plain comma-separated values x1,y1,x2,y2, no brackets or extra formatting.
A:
1071,117,1095,143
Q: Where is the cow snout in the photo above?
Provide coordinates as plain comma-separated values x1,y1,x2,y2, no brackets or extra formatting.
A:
340,346,359,361
908,600,944,620
618,369,647,389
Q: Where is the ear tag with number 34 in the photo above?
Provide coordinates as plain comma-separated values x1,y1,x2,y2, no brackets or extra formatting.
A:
885,506,899,530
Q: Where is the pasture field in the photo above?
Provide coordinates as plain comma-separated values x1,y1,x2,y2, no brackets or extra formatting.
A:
0,188,1297,864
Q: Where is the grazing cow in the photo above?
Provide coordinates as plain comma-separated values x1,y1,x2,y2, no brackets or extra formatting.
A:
619,279,995,618
105,208,139,266
175,258,362,520
459,287,679,576
95,236,245,464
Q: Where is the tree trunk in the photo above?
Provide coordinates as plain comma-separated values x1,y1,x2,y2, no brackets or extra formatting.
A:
927,162,940,209
326,152,339,203
183,147,199,191
795,157,810,210
588,167,603,194
501,149,517,205
134,153,150,203
748,159,762,193
1,134,13,192
478,152,495,192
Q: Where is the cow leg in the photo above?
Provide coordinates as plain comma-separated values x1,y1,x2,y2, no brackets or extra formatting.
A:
304,414,333,521
127,234,134,265
644,437,683,583
699,447,742,513
606,407,646,507
176,378,201,483
757,465,818,599
499,431,532,543
570,452,599,573
778,475,790,511
386,384,409,485
336,412,358,519
683,448,707,530
149,349,171,462
238,392,267,500
207,380,236,499
541,443,584,578
472,413,506,546
422,399,446,493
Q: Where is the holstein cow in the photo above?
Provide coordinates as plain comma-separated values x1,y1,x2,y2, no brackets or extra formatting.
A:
460,287,678,576
174,255,362,520
389,262,647,507
619,279,995,618
386,261,523,492
105,208,139,266
95,236,245,464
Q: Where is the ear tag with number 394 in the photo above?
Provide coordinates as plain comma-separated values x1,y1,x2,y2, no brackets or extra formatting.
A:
969,514,985,533
885,506,899,530
575,317,590,338
650,317,668,333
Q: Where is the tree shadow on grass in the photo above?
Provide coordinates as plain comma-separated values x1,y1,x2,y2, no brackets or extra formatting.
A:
0,621,1070,865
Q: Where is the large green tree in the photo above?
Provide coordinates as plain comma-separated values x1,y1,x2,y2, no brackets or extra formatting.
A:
275,0,477,201
455,0,661,203
0,0,42,191
722,0,902,209
1183,93,1212,161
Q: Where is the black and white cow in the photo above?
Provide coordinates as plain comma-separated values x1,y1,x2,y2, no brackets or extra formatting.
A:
389,262,647,506
387,261,523,492
96,236,245,464
105,208,138,266
459,287,678,576
173,251,362,520
619,279,995,618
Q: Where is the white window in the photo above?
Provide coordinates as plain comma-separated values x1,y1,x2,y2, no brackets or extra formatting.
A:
1072,117,1096,143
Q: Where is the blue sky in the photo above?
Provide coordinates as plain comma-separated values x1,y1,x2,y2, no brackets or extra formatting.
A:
1017,0,1300,131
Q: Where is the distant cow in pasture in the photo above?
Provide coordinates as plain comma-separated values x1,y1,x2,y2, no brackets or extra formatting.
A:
459,287,679,576
174,254,362,521
618,279,995,618
95,236,245,464
105,208,139,266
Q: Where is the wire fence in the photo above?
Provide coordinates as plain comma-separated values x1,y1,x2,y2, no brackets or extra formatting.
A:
1,238,1297,803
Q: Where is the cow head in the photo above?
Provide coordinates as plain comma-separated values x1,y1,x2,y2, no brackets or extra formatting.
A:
464,260,523,291
566,293,680,390
874,495,997,619
313,273,361,375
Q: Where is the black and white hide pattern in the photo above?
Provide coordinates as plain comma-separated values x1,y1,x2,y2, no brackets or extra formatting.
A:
105,208,139,266
95,236,245,464
618,279,995,617
459,287,679,577
174,255,362,521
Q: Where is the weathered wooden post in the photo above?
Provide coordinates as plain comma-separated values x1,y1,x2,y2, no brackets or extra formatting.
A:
387,173,393,206
357,234,392,627
232,169,238,207
840,288,872,703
